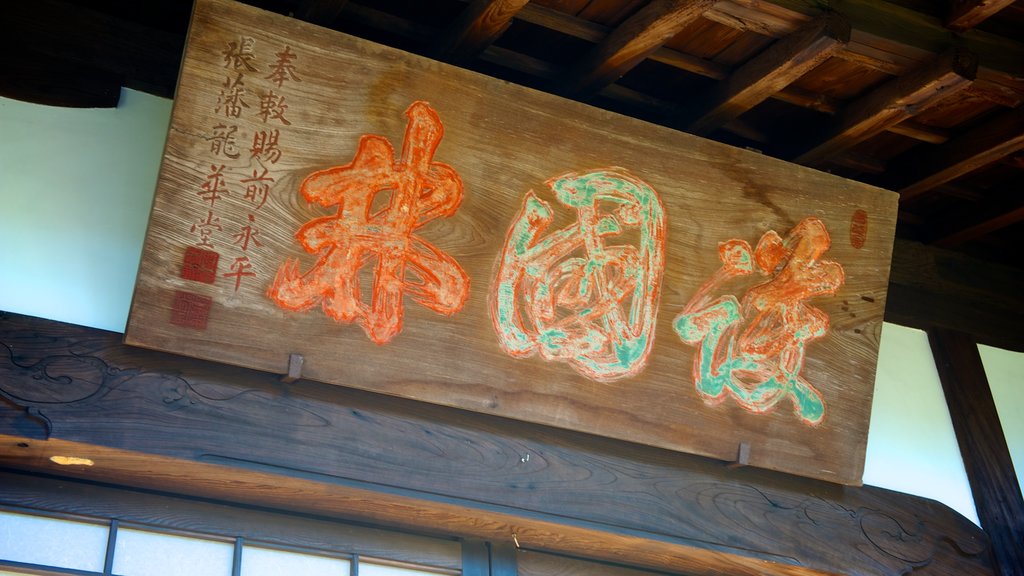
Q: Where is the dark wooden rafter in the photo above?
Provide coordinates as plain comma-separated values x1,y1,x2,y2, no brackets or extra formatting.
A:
794,47,978,166
437,0,531,64
682,13,850,135
705,0,1023,83
293,0,349,27
928,328,1024,576
0,313,995,576
935,206,1024,248
514,4,956,146
564,0,717,98
890,105,1024,201
945,0,1017,32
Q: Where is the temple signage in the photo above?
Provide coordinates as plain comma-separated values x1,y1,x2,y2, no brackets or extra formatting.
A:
126,0,898,485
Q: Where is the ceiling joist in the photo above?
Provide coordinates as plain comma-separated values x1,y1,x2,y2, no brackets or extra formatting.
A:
795,47,978,166
935,205,1024,248
891,105,1024,201
944,0,1017,32
437,0,530,64
682,13,850,136
564,0,717,98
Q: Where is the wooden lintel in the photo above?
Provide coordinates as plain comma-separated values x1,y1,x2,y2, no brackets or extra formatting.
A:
945,0,1016,33
885,237,1024,352
9,0,184,99
294,0,349,27
928,328,1024,576
0,313,993,576
892,105,1024,201
684,13,849,135
565,0,717,98
437,0,530,64
795,47,977,166
0,47,122,108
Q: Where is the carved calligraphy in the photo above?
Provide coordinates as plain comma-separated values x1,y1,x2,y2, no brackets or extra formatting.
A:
128,0,897,485
673,218,844,425
492,169,666,381
268,102,469,345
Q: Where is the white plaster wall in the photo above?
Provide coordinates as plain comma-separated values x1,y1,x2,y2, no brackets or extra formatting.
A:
863,323,979,524
0,89,1006,527
979,344,1024,496
0,89,172,332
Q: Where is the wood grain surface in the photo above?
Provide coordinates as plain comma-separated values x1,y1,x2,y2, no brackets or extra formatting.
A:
125,0,898,485
0,313,993,576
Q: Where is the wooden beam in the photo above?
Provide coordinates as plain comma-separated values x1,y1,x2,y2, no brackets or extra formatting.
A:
514,4,962,145
794,48,977,165
9,0,184,99
0,313,994,576
891,105,1024,201
564,0,717,98
934,204,1024,248
888,120,952,144
705,0,1024,86
0,47,121,108
885,238,1024,352
436,0,530,64
945,0,1016,33
928,328,1024,576
683,14,849,135
293,0,349,26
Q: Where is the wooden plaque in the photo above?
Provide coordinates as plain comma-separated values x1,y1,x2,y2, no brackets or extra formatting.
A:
126,0,898,485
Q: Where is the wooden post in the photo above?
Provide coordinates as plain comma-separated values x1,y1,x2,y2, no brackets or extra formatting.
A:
928,328,1024,576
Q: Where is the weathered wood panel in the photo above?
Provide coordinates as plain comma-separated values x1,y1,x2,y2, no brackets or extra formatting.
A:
125,0,898,485
0,313,994,576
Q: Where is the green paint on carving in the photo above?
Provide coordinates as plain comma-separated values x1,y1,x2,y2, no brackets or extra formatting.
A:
492,169,665,382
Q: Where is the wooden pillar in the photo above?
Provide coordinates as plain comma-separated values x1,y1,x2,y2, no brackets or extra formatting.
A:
928,328,1024,576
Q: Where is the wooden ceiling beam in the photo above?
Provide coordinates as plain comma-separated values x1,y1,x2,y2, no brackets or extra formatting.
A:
795,48,977,166
705,0,1023,85
437,0,531,65
934,205,1024,248
293,0,349,26
514,4,959,145
892,105,1024,201
945,0,1016,32
564,0,717,98
682,14,849,136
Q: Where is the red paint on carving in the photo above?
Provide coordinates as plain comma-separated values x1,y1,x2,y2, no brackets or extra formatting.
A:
268,101,468,344
674,217,844,425
850,209,868,249
170,291,212,330
181,247,220,284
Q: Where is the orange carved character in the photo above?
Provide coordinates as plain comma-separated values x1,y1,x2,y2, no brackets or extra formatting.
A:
268,101,469,344
673,217,844,425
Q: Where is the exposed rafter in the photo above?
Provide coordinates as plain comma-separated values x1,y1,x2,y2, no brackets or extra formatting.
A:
935,205,1024,248
890,105,1024,201
437,0,530,64
682,13,849,135
564,0,717,98
514,4,960,146
945,0,1016,32
795,48,978,166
